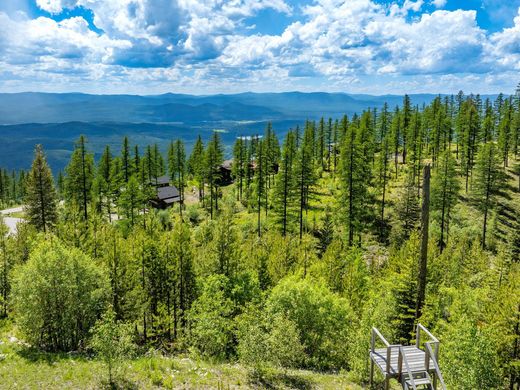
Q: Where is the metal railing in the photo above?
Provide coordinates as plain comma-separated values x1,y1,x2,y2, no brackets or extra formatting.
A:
425,342,447,390
398,345,418,390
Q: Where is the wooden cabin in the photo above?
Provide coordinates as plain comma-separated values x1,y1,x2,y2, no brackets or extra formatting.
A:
218,159,233,185
150,175,181,209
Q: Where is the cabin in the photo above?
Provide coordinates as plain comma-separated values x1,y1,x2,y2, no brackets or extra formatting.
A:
150,175,181,209
218,159,233,185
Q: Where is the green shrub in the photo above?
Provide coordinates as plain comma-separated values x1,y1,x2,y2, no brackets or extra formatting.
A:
188,274,234,360
90,309,135,385
266,276,354,370
236,307,303,369
12,238,109,351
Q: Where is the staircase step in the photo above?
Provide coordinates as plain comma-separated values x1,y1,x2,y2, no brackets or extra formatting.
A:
405,376,431,387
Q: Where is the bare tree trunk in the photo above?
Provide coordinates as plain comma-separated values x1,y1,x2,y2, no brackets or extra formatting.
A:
415,164,430,320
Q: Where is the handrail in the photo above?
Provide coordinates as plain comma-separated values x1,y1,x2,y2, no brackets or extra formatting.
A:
416,323,439,347
425,342,447,390
399,346,418,390
372,327,390,349
371,328,400,376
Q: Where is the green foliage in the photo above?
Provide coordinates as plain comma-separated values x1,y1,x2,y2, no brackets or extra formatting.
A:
90,309,135,385
12,239,109,351
65,135,95,221
236,306,303,369
266,276,353,370
24,145,58,232
188,274,234,360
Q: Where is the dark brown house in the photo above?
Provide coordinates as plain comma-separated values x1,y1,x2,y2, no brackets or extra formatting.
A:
150,175,181,209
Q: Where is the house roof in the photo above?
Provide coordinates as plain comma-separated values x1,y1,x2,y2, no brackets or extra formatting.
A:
156,175,170,185
157,185,180,201
221,159,233,170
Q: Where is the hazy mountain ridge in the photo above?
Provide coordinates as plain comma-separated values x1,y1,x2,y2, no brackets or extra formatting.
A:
0,91,448,124
0,91,499,171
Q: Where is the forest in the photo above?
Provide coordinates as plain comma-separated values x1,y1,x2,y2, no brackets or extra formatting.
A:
0,88,519,389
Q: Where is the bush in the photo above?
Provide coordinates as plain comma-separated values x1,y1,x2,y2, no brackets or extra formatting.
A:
90,309,135,386
188,274,234,360
237,306,304,369
12,239,109,351
266,276,354,370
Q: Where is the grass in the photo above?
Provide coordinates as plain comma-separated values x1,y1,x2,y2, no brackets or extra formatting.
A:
0,320,362,389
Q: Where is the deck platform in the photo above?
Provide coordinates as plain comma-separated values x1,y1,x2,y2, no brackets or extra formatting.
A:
370,345,435,376
369,324,446,389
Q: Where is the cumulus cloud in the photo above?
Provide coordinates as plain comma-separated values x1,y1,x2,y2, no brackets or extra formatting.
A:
431,0,447,8
0,0,518,93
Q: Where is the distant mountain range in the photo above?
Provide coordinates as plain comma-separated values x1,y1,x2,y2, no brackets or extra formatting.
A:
0,91,497,171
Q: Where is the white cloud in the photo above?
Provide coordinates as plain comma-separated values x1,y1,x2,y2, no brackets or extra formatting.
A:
0,0,518,93
488,8,520,70
431,0,447,8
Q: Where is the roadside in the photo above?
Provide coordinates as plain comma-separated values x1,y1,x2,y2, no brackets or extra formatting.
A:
0,205,24,236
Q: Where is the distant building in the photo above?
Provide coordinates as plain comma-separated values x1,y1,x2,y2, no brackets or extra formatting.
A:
219,159,233,185
150,175,181,209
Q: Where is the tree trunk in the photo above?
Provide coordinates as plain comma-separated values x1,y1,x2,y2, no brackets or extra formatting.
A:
415,164,430,320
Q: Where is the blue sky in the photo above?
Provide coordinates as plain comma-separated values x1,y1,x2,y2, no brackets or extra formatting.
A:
0,0,519,95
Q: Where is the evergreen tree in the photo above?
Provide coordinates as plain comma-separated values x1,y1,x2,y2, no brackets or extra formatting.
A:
472,142,505,249
171,221,195,332
204,132,224,218
25,145,58,232
390,107,401,177
169,139,187,212
66,135,94,221
97,146,114,221
393,168,420,244
188,135,205,202
339,120,368,246
232,137,246,201
375,135,391,240
459,99,479,192
253,136,266,236
118,175,142,226
121,136,132,183
295,122,316,239
402,94,412,164
273,131,298,236
431,150,460,251
497,98,513,167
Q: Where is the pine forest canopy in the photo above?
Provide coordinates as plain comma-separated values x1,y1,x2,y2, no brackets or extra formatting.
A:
0,87,519,390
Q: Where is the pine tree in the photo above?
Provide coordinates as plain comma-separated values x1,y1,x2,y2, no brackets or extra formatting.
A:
431,150,460,251
169,139,186,213
25,145,58,232
459,99,480,192
253,137,266,236
188,135,205,202
375,135,391,240
0,215,9,318
232,137,246,201
295,122,316,239
97,145,114,221
339,120,369,246
119,175,142,226
66,135,94,221
497,98,513,167
317,117,326,170
472,142,505,249
390,107,401,177
402,94,412,164
168,221,195,334
204,132,223,218
393,168,421,244
121,136,132,183
273,131,297,236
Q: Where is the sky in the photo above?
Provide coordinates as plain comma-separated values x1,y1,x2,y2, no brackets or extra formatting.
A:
0,0,519,95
